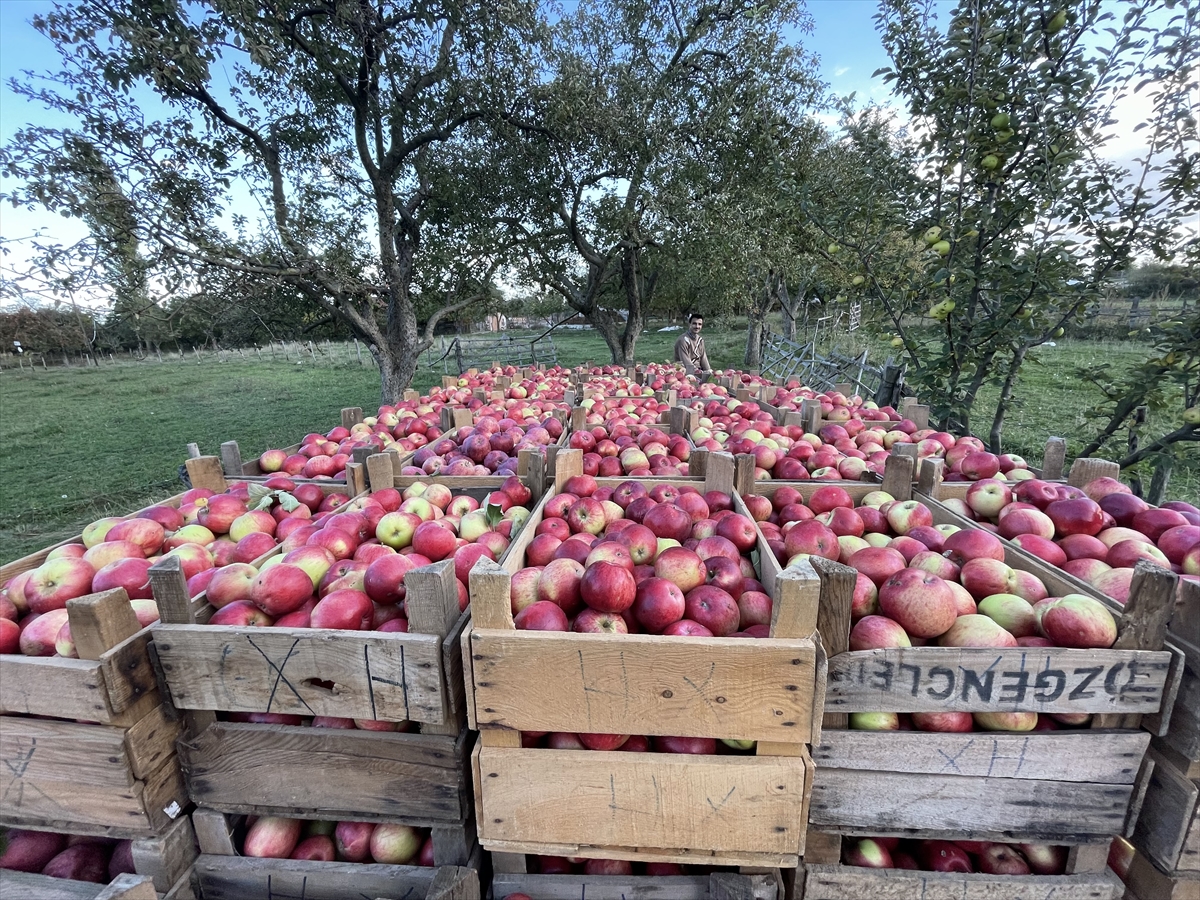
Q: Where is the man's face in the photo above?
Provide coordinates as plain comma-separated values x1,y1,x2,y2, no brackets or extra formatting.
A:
689,317,703,335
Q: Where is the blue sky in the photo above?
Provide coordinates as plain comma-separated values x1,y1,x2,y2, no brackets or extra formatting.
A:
0,0,916,260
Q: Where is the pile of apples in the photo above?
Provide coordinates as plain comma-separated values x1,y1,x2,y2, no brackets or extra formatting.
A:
0,829,144,883
946,475,1199,602
239,816,433,866
766,387,904,424
568,419,692,477
926,443,1034,482
196,477,533,630
0,478,353,657
437,364,573,403
259,422,406,480
401,412,565,477
843,836,1068,876
749,485,1119,732
508,475,771,638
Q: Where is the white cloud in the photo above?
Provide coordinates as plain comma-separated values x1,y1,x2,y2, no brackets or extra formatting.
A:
834,66,850,77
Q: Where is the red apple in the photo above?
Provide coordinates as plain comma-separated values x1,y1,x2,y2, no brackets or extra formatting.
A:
879,568,957,638
684,585,740,636
580,561,637,614
632,578,686,633
249,563,315,616
514,600,569,631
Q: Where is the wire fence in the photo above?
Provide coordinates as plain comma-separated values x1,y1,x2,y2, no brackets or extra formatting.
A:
0,339,381,372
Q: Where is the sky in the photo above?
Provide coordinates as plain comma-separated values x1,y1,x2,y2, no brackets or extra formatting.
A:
0,0,1180,308
0,0,915,279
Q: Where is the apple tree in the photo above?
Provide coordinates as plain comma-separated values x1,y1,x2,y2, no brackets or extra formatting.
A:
803,0,1199,448
1077,310,1200,501
1,0,543,401
495,0,821,366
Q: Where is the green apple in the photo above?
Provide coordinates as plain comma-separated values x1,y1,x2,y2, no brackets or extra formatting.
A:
981,154,1000,170
720,738,756,750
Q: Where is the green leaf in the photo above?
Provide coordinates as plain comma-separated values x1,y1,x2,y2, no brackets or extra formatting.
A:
247,482,273,508
485,501,504,529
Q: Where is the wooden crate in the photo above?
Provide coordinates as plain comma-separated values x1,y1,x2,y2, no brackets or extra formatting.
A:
488,870,780,899
0,815,198,895
1121,843,1200,900
150,552,468,727
464,449,819,868
789,395,930,435
916,452,1117,499
797,833,1123,900
0,871,160,900
795,533,1176,843
189,809,480,900
0,587,174,728
0,494,183,584
1128,741,1199,887
0,590,190,839
176,721,476,866
915,484,1195,749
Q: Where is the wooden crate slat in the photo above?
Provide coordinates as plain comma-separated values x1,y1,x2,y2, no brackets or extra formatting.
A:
823,646,1171,713
179,722,469,822
812,729,1149,783
190,854,442,900
1131,747,1200,874
469,629,818,742
1159,637,1200,764
128,814,199,893
0,655,117,722
151,625,446,723
808,768,1134,841
0,715,137,789
490,872,777,899
474,741,809,861
801,864,1123,900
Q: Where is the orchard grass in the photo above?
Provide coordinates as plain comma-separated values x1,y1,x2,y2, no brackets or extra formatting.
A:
0,329,1194,562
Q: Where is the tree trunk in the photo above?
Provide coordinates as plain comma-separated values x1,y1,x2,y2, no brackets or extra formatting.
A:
988,346,1027,453
781,302,797,343
373,341,420,404
587,309,630,364
745,316,764,369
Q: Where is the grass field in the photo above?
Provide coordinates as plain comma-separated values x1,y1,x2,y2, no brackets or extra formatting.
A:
1,324,1195,563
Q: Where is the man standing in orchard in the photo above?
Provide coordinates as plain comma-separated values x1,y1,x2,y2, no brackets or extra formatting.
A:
674,312,713,380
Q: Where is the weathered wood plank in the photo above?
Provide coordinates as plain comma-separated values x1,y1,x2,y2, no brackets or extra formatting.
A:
475,742,809,860
151,625,447,722
191,855,439,900
122,703,182,780
0,715,136,789
179,722,469,822
809,768,1134,840
470,629,817,742
801,865,1123,900
1159,637,1200,764
1132,747,1200,874
0,870,108,900
812,729,1149,783
129,814,199,893
0,655,116,722
1122,846,1198,900
490,872,777,900
823,646,1171,713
